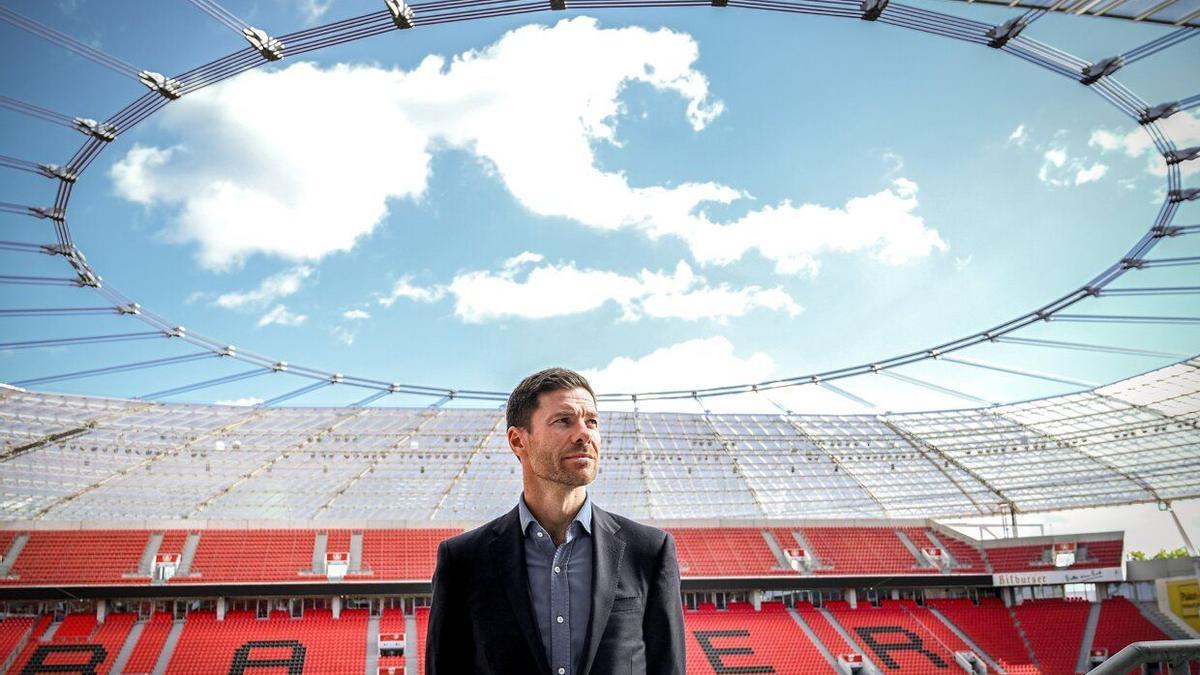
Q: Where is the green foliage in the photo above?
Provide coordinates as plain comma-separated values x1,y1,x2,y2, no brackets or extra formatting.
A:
1128,547,1190,561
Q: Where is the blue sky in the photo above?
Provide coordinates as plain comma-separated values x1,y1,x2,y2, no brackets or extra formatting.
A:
1,0,1199,548
0,0,1197,414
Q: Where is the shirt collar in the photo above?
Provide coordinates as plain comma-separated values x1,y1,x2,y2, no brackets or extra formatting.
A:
518,492,593,537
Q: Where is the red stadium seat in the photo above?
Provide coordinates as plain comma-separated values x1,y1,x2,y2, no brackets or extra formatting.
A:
164,608,368,674
825,601,971,675
124,612,175,675
1013,598,1090,675
683,603,836,674
927,597,1039,673
7,612,135,675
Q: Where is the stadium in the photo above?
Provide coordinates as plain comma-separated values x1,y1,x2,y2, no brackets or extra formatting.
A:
1,0,1199,673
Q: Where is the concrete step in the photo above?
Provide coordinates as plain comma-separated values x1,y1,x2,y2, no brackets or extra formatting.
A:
1075,602,1101,674
1137,600,1199,639
111,619,145,675
151,620,185,675
787,608,841,673
927,606,1005,674
365,614,379,675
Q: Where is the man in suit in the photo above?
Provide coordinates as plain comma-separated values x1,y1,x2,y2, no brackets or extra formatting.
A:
426,367,686,675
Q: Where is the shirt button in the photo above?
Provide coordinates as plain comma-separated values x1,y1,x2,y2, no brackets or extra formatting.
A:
554,566,561,573
556,615,564,623
536,531,544,538
558,669,566,675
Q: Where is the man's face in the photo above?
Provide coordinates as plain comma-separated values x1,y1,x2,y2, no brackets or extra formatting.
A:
511,386,600,489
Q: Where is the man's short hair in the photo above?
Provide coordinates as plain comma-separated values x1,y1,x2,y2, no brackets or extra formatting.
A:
506,367,596,430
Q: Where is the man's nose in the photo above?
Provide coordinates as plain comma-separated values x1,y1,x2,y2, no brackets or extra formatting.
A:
570,419,591,443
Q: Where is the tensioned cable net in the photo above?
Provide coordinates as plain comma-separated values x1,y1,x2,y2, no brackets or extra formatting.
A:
0,1,1197,518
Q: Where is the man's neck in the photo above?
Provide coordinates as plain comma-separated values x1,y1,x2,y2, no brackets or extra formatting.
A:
523,483,587,546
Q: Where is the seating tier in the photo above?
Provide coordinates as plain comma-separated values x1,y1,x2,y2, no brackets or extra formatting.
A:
684,603,835,674
1013,598,1090,675
927,598,1039,674
123,612,174,675
827,601,969,675
164,608,368,674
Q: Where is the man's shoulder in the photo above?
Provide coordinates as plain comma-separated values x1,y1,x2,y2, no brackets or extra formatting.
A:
601,507,671,551
439,508,515,556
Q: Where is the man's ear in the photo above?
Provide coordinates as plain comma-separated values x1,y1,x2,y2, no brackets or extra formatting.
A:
507,425,525,461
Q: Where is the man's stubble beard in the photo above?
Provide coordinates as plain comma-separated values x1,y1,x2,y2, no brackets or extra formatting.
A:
530,442,597,488
533,457,595,488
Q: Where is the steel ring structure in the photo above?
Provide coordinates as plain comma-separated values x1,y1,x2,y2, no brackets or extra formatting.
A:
0,1,1198,521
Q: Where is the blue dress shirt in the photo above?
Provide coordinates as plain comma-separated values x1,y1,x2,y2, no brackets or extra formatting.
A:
518,493,594,675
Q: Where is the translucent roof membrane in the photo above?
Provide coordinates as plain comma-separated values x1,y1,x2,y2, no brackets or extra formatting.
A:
1,358,1196,522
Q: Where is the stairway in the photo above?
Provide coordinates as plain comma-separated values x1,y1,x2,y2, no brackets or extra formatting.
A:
1137,600,1199,639
1006,603,1043,673
927,606,1005,674
176,533,200,577
1075,602,1101,673
151,620,184,675
0,533,29,576
787,608,842,672
111,620,145,674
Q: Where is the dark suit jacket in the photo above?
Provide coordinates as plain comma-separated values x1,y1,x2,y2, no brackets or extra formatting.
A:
425,503,686,675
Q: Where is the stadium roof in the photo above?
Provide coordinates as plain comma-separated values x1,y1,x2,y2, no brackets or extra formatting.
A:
2,356,1196,523
941,0,1200,26
0,0,1197,417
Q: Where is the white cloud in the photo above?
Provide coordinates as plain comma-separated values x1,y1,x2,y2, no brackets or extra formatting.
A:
111,18,944,275
668,178,945,275
503,251,544,271
440,256,801,323
257,304,307,327
1037,145,1108,188
582,336,775,394
883,151,904,174
1089,111,1200,177
342,309,370,320
1073,163,1108,185
214,266,312,310
109,64,433,270
111,145,176,205
215,397,262,406
1088,128,1122,153
332,326,356,345
1007,124,1028,147
377,276,448,307
296,0,331,24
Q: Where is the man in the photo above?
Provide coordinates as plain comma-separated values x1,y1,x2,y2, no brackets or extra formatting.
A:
426,367,686,675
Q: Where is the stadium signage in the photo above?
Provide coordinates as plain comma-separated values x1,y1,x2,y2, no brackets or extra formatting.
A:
992,567,1123,586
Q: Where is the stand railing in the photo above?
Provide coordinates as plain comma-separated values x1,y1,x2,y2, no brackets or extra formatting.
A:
1087,640,1200,674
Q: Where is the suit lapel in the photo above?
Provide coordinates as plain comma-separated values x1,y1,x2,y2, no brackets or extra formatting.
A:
579,505,625,675
488,507,551,675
